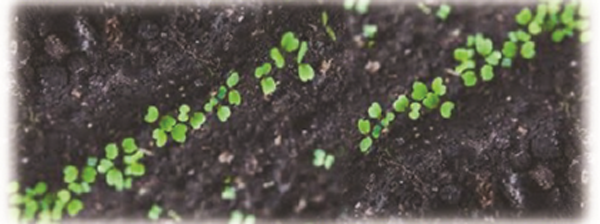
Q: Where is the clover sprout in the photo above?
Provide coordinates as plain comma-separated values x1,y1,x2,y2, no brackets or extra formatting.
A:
153,129,167,147
229,90,242,105
357,119,370,135
125,163,145,176
8,181,19,193
516,8,532,25
580,31,590,43
466,35,475,47
393,95,409,112
502,41,517,58
204,98,219,113
461,71,477,87
321,12,337,41
81,166,97,183
33,182,47,195
227,72,239,88
551,29,565,42
422,93,440,109
485,50,502,66
372,124,382,138
66,199,83,217
431,77,446,96
221,186,236,200
270,48,285,69
57,190,71,203
281,32,300,53
217,86,228,100
171,123,188,143
367,102,382,119
408,103,421,120
344,0,356,10
255,63,272,79
124,151,144,165
560,3,576,25
440,101,455,119
355,0,370,14
122,138,137,154
106,169,124,191
87,157,98,167
63,166,78,183
298,63,315,82
261,77,277,95
159,115,177,132
480,64,494,81
145,106,159,123
148,204,163,220
411,81,428,101
178,104,191,122
528,21,542,35
475,34,493,56
297,41,308,63
380,112,395,127
436,4,451,21
190,112,206,130
359,137,373,153
97,159,114,174
521,41,536,59
534,4,547,23
23,200,38,220
217,106,232,122
453,48,474,62
516,30,531,42
363,24,377,39
313,149,335,170
455,60,475,74
105,143,118,160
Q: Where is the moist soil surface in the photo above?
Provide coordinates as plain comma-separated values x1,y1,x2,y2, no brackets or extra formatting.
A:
13,1,586,221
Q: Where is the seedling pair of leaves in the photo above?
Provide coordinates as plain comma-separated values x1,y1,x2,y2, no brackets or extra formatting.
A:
530,0,590,43
206,71,242,122
362,24,377,48
221,176,236,200
436,4,452,21
9,181,83,222
229,210,256,224
97,138,145,191
63,157,98,195
147,204,181,221
405,78,454,120
268,32,315,85
321,11,337,42
454,34,501,86
344,0,370,14
313,149,335,170
503,29,536,64
357,102,395,153
146,105,206,147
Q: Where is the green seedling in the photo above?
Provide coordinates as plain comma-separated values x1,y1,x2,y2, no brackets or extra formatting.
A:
436,4,451,21
422,93,440,110
297,41,308,64
455,60,475,74
461,71,477,87
87,157,98,167
97,159,114,174
66,199,83,217
580,31,590,43
298,63,315,82
228,89,241,106
105,143,118,160
485,50,502,66
475,34,493,56
190,112,206,130
521,41,536,59
227,72,240,88
81,166,97,183
502,41,517,58
217,106,232,122
480,64,494,81
321,12,337,41
123,151,144,164
431,77,446,96
358,119,370,135
363,24,377,39
417,2,432,14
372,124,382,138
380,112,395,127
159,115,177,132
393,95,409,113
270,48,285,69
255,63,272,79
148,204,163,220
222,186,236,200
516,8,532,25
178,104,190,122
281,32,300,53
261,77,277,96
106,169,124,191
360,137,373,153
408,103,421,120
229,210,256,224
63,166,78,183
501,58,513,68
204,97,219,113
344,0,356,10
153,129,167,147
453,48,474,62
367,102,382,119
145,106,159,123
172,123,188,142
9,181,19,194
313,149,335,170
411,81,428,101
57,189,71,203
355,0,370,14
122,138,137,154
125,163,145,176
528,21,542,35
168,210,182,222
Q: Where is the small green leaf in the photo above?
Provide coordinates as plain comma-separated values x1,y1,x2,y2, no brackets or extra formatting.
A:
34,182,47,195
298,63,315,82
362,24,377,39
229,210,244,224
217,86,228,100
8,181,19,194
408,103,421,120
372,125,382,139
152,129,168,147
172,123,188,143
560,3,576,25
159,115,177,132
23,199,39,220
124,177,132,189
485,50,502,66
516,8,532,25
324,155,335,170
97,159,113,174
475,35,493,56
521,41,536,59
368,102,382,119
344,0,356,10
355,0,371,14
281,32,300,52
144,106,159,123
297,41,308,64
480,64,494,81
126,163,145,176
321,11,329,26
68,182,83,194
270,48,285,69
528,21,542,35
254,63,272,79
501,58,512,68
148,204,163,220
461,71,477,87
326,26,337,42
261,77,277,95
227,72,240,88
82,166,97,183
436,4,451,21
124,150,144,165
381,112,395,127
66,199,83,217
106,169,124,190
580,31,591,43
393,95,410,113
313,149,326,167
359,137,373,153
422,93,440,109
228,90,242,106
204,97,219,113
516,30,531,42
534,4,547,24
453,48,474,62
87,157,98,167
431,77,446,96
122,137,137,154
57,189,71,203
358,119,371,135
502,41,517,58
411,81,428,101
222,186,236,200
81,182,91,193
440,101,455,119
552,29,565,43
190,112,206,130
178,104,191,122
217,106,232,122
105,143,118,160
63,165,79,183
455,60,475,74
466,35,475,47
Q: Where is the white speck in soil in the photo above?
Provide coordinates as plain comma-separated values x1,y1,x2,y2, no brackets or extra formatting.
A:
404,49,412,55
87,123,93,128
263,181,274,189
274,135,282,146
365,61,381,74
187,169,195,176
506,96,512,102
22,157,29,164
451,29,460,37
570,61,577,67
294,198,307,213
218,151,234,164
138,187,148,196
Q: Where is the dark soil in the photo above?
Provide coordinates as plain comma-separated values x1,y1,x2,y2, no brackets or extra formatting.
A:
12,1,586,222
